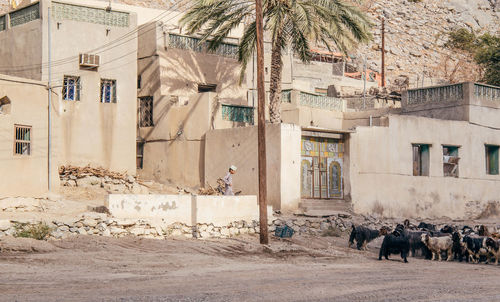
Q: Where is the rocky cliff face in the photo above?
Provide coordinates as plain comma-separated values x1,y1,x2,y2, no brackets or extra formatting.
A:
356,0,499,88
1,0,498,87
96,0,500,87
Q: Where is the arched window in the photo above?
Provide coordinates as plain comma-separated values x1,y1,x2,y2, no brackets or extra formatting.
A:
329,161,342,198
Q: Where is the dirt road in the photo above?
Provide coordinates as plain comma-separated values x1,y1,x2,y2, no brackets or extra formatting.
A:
0,234,499,302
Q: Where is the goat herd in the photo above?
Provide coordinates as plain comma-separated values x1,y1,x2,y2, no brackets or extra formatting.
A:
348,220,500,264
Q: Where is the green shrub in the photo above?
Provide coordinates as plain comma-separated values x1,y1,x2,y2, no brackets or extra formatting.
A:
444,28,477,52
14,222,52,240
445,28,500,86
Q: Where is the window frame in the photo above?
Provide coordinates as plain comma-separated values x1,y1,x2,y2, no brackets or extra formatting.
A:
412,143,430,176
197,83,217,93
442,145,460,178
139,96,154,127
14,124,32,156
485,144,499,175
100,79,117,103
136,141,144,169
62,75,81,101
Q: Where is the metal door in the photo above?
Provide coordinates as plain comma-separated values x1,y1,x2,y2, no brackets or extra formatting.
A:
300,136,343,199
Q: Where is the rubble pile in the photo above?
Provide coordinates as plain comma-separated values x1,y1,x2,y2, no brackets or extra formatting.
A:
59,165,150,194
197,179,226,195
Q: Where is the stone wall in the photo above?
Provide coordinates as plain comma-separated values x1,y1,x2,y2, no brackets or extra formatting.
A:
0,212,354,240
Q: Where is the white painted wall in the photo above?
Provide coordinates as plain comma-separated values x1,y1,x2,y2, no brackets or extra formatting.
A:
107,194,272,226
350,115,500,219
280,124,301,211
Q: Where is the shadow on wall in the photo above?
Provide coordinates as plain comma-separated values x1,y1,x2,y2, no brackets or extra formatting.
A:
158,49,244,105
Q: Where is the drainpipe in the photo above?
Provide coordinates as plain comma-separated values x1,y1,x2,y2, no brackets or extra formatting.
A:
47,6,52,191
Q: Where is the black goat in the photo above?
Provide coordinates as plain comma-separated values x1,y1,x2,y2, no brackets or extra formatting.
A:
478,225,490,237
452,231,468,262
440,225,455,234
349,225,389,250
462,225,473,235
417,222,436,232
405,230,431,258
378,227,410,263
485,238,500,265
463,235,488,263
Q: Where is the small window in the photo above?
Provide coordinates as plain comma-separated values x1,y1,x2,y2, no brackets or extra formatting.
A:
100,79,117,103
0,96,11,114
139,96,153,127
62,76,81,101
137,142,144,169
137,75,142,89
443,146,460,177
485,145,499,175
14,125,31,156
413,144,430,176
197,84,217,93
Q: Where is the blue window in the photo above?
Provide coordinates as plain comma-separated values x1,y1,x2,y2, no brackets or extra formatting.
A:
100,79,117,103
62,76,80,101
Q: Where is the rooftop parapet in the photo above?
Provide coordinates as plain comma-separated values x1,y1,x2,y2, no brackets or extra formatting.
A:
281,89,345,112
401,82,500,123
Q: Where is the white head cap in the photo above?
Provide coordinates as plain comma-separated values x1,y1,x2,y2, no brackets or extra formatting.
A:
230,165,237,171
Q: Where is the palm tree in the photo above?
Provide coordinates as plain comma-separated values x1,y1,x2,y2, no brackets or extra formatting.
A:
180,0,372,123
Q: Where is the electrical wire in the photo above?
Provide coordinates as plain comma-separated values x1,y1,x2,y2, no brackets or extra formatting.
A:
0,0,188,73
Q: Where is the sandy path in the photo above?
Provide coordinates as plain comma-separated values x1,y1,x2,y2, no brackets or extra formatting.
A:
0,235,499,302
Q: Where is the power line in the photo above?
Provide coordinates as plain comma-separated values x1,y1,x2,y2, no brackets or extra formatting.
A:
0,0,187,73
44,2,199,80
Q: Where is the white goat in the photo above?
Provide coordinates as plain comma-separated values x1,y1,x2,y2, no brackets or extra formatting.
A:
421,233,453,261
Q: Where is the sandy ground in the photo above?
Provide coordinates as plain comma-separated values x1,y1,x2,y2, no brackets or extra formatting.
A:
1,233,499,302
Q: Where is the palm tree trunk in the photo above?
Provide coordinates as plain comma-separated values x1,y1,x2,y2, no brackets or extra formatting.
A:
268,28,284,124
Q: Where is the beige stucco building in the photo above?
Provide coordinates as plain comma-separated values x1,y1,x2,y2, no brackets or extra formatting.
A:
0,74,60,198
1,2,498,220
204,82,500,219
0,0,138,176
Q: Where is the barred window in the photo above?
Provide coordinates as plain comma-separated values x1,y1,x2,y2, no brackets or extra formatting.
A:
62,75,81,101
100,79,117,103
14,125,31,156
139,96,153,127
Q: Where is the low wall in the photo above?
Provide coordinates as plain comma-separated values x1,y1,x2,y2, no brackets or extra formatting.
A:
107,194,272,226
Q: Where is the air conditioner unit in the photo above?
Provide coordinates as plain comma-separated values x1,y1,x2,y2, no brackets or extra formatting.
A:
79,54,100,68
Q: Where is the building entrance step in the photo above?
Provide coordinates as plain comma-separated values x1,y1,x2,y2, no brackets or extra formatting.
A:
298,198,352,214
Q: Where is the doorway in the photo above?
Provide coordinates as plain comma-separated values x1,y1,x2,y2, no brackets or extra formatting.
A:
300,136,343,199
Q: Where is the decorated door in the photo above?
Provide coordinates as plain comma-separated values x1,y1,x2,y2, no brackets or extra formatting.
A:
301,136,343,199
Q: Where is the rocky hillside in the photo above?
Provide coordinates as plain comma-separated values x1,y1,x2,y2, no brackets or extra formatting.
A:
99,0,500,88
1,0,499,87
356,0,500,88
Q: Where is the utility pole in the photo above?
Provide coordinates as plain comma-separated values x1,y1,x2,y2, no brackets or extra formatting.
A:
255,0,269,244
47,6,52,191
363,55,366,109
381,18,385,88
